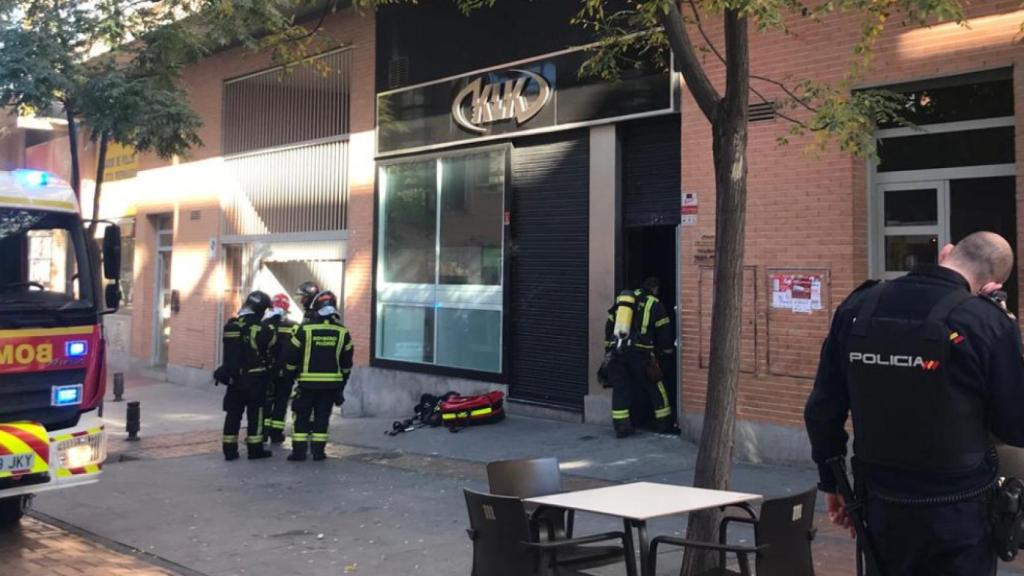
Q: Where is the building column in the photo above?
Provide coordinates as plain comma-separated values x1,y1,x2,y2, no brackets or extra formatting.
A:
584,124,619,424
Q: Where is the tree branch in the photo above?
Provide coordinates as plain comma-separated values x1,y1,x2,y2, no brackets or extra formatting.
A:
282,0,338,45
659,0,720,121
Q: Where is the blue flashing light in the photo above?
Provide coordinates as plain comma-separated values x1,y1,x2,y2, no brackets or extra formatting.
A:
13,169,50,188
52,384,83,407
66,340,88,357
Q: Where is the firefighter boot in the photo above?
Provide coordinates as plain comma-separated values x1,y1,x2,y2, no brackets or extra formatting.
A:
613,419,635,439
287,437,308,462
247,442,273,460
223,440,240,461
268,428,286,444
655,416,680,435
311,442,327,461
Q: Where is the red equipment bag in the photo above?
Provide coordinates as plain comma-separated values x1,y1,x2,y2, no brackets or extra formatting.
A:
439,391,506,428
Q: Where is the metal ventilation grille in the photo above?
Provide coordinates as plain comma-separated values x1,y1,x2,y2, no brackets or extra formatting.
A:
749,101,777,122
223,48,352,155
223,139,349,235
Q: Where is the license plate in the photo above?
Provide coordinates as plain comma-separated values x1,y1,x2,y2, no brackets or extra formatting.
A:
0,453,35,473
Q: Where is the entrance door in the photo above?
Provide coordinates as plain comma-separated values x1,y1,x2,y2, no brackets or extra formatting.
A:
874,176,1018,313
153,215,173,366
623,225,678,426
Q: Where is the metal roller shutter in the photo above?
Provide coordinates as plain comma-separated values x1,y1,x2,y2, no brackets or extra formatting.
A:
508,133,589,410
621,115,681,228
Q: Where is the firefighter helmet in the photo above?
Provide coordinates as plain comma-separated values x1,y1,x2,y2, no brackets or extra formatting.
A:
241,290,271,317
311,290,339,317
271,293,291,312
295,281,321,312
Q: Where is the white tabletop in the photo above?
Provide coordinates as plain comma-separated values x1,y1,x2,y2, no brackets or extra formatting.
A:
524,482,762,522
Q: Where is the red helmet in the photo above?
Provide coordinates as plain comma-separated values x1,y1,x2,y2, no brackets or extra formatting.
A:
271,293,290,312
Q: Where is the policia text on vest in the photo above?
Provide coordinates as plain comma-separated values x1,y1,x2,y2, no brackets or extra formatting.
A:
805,233,1024,576
603,279,676,438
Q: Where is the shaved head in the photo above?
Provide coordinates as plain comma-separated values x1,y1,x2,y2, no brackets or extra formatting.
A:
943,231,1014,288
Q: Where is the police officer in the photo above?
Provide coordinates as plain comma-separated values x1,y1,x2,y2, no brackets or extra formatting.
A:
805,231,1024,575
214,290,275,461
262,293,297,444
604,277,676,438
283,291,353,462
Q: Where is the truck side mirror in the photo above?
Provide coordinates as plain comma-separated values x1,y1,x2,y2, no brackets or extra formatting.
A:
105,283,121,312
103,224,122,281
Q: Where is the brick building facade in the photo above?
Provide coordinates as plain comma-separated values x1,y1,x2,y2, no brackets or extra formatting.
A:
5,1,1020,463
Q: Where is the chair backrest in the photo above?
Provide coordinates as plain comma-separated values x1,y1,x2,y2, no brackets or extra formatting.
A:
464,489,540,576
486,458,562,498
754,488,818,576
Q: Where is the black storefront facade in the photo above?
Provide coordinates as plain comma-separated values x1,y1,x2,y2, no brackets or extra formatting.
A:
369,2,684,422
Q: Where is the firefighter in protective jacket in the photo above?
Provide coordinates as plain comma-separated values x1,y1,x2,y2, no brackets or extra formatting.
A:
262,293,297,444
604,277,676,438
214,290,275,460
283,291,353,461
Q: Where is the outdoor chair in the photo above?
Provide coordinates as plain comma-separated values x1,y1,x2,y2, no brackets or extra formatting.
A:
486,458,625,570
464,489,637,576
650,487,818,576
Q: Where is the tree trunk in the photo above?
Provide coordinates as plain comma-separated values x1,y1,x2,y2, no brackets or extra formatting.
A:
65,107,81,199
88,132,110,237
679,9,750,576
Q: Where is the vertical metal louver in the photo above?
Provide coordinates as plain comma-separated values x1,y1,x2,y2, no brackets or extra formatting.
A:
223,48,352,155
223,139,349,236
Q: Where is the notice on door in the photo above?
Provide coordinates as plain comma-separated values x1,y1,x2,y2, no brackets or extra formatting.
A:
771,273,823,313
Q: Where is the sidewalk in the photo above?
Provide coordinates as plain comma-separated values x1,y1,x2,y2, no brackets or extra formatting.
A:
31,374,1022,576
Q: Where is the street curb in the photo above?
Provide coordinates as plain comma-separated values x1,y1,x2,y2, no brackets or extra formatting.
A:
28,509,212,576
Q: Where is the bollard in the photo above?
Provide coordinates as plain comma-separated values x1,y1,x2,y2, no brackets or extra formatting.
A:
126,401,141,441
113,372,125,402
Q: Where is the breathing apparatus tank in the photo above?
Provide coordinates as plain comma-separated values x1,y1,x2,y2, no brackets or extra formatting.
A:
612,290,638,351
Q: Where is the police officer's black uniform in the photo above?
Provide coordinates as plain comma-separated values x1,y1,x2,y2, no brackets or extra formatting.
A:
604,287,675,437
283,291,353,462
263,311,297,443
806,264,1024,575
216,291,274,461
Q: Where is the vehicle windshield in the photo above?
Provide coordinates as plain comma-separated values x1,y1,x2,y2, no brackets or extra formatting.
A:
0,208,94,312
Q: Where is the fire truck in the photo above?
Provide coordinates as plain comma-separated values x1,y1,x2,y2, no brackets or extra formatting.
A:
0,169,121,526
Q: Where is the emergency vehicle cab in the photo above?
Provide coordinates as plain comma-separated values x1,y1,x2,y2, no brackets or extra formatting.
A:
0,170,120,525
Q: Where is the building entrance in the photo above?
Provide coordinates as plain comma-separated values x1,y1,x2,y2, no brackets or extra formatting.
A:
623,225,679,427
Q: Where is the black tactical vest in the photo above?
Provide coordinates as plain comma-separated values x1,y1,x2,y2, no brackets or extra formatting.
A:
846,283,989,473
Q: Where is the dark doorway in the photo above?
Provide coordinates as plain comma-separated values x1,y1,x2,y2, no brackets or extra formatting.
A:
622,225,678,427
949,176,1018,315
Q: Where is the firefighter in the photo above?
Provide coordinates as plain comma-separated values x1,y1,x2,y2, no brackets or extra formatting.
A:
262,293,297,444
806,231,1024,575
604,277,676,438
214,290,275,460
295,281,321,320
283,291,353,461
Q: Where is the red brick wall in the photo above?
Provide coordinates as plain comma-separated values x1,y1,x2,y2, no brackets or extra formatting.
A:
98,7,376,371
680,2,1024,428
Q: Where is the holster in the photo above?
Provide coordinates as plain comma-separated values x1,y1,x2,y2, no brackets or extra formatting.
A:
992,477,1024,561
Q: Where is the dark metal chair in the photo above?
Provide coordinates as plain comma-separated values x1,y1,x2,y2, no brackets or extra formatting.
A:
650,488,818,576
464,489,637,576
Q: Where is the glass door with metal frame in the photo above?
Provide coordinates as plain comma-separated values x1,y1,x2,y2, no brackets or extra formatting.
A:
153,215,173,366
876,181,948,280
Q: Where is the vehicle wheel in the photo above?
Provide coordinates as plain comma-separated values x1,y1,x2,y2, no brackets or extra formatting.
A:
0,495,31,528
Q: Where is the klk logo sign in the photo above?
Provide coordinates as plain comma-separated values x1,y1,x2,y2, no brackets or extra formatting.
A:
452,69,552,134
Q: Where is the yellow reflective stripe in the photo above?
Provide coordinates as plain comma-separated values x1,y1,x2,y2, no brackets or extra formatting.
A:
249,326,261,351
0,195,77,212
657,382,670,409
298,374,345,382
269,421,286,429
0,325,95,338
292,433,309,441
634,343,654,350
290,336,302,348
655,406,673,418
223,435,239,442
641,297,654,335
311,433,329,441
655,317,671,328
56,469,72,478
344,342,354,352
246,436,264,444
470,408,492,417
611,409,630,420
285,364,297,371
